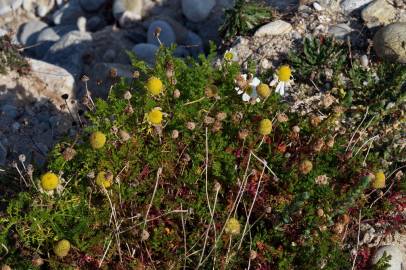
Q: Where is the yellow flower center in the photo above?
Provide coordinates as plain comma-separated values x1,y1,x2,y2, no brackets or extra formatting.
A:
54,240,71,258
40,172,59,191
90,131,106,149
96,171,113,188
258,119,273,135
372,171,385,189
225,218,241,235
278,65,291,82
257,83,271,98
148,109,163,125
224,51,234,61
146,76,163,96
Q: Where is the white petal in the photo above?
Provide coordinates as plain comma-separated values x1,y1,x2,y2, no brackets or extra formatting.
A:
250,77,261,87
237,90,243,95
242,93,250,101
270,78,278,86
241,74,247,80
275,82,283,95
256,98,261,103
280,83,285,96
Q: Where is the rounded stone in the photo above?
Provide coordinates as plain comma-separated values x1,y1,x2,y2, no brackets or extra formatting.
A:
181,0,215,23
0,0,22,16
17,20,48,46
147,20,176,47
79,0,105,12
374,23,406,63
254,20,293,37
371,245,403,270
132,43,159,65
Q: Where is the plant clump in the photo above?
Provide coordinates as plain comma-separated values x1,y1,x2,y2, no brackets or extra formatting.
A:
53,240,70,258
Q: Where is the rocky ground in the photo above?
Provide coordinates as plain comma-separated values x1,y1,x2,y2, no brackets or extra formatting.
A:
0,0,405,267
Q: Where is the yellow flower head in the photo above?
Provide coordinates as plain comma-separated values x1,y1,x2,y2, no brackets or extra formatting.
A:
146,76,163,96
257,83,271,98
225,218,241,235
96,171,113,188
372,171,385,189
147,109,163,125
258,119,273,135
278,65,292,82
40,172,59,191
224,51,234,61
54,239,70,258
90,131,106,149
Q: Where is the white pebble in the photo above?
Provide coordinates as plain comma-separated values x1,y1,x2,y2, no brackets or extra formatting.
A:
313,2,324,11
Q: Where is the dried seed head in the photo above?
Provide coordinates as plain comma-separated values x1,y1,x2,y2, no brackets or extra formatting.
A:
132,71,140,79
18,154,26,163
292,125,300,133
216,112,227,121
124,91,132,100
204,116,215,125
109,68,118,78
212,120,222,132
205,84,219,98
238,129,249,140
299,160,313,174
340,214,350,225
81,75,90,82
313,138,325,152
310,115,322,127
186,122,196,130
62,147,77,161
333,223,344,234
32,257,44,266
125,104,134,115
326,136,335,148
173,89,181,98
119,130,131,141
322,93,335,108
165,61,175,79
232,112,243,124
87,171,95,179
171,129,179,139
154,27,161,37
317,208,324,217
277,113,289,123
249,250,258,260
141,229,150,241
213,181,221,192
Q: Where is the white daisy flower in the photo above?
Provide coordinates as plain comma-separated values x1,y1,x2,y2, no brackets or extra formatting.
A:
234,74,261,104
224,48,239,62
270,65,294,96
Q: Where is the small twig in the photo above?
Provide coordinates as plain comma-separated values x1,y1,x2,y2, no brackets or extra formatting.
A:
353,135,379,157
183,97,206,106
346,107,369,152
351,209,362,270
181,203,187,270
142,168,162,231
99,237,112,267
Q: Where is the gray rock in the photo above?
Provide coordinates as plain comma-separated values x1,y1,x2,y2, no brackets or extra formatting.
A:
1,105,18,119
17,20,48,46
35,26,76,58
268,0,298,11
184,31,203,57
132,43,158,65
86,15,105,31
113,0,143,27
340,0,373,14
147,20,176,47
254,20,293,37
181,0,215,22
371,245,403,270
36,4,48,17
52,0,85,25
103,49,116,62
79,0,105,12
0,28,7,37
0,144,6,165
174,47,190,58
27,58,76,101
374,22,406,63
0,0,22,16
22,0,32,11
43,31,92,76
328,23,354,39
361,0,396,27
